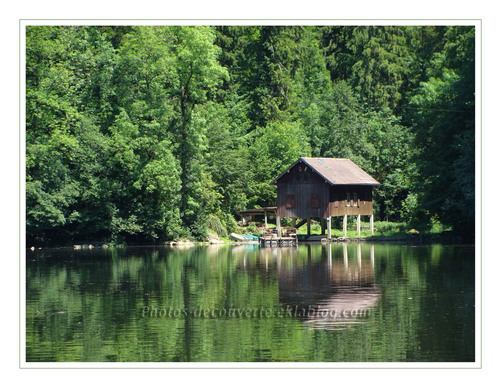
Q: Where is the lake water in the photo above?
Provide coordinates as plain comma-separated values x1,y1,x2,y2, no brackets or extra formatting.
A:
26,243,475,362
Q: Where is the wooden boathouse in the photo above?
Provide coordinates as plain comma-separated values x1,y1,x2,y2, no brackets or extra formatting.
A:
272,157,380,239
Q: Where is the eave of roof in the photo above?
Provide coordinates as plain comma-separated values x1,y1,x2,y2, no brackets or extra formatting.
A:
271,157,381,186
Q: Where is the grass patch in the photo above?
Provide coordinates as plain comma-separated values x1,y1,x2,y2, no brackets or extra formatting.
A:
237,219,450,238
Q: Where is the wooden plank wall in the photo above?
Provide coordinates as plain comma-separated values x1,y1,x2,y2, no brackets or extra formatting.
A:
277,183,329,219
329,185,373,216
276,162,329,219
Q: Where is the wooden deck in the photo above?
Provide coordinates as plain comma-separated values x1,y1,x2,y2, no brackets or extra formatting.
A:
259,227,298,246
259,236,298,246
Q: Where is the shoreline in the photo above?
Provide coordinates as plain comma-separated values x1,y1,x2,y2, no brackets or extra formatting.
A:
26,234,474,251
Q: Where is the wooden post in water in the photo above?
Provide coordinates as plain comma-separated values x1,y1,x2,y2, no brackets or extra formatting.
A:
357,214,361,236
276,215,281,237
327,216,331,239
370,214,374,235
343,215,347,238
264,211,268,228
307,218,311,236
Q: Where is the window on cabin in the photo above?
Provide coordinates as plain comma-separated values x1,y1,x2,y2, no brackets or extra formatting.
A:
310,193,320,209
346,193,351,207
285,194,296,209
353,192,358,207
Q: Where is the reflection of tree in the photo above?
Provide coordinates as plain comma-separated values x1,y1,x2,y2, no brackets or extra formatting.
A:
26,243,474,362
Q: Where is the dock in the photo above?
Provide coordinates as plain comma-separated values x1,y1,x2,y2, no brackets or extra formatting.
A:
259,236,298,246
259,227,298,246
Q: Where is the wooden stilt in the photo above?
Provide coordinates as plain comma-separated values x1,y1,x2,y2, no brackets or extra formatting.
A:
370,214,374,235
276,215,281,237
291,217,296,228
321,218,326,235
295,218,307,229
264,211,268,228
307,218,311,236
343,214,347,238
357,214,361,236
327,216,331,239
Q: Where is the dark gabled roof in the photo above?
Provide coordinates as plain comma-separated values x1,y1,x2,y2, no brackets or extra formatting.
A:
272,157,381,186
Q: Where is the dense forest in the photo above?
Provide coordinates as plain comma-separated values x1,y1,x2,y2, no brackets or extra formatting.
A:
25,25,475,246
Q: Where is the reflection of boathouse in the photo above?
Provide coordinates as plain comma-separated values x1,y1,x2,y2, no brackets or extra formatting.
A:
275,244,380,329
233,243,380,329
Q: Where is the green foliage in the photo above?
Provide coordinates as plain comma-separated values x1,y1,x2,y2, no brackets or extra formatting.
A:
25,25,475,245
206,214,228,238
248,121,310,207
322,26,412,110
246,222,260,234
407,26,475,234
